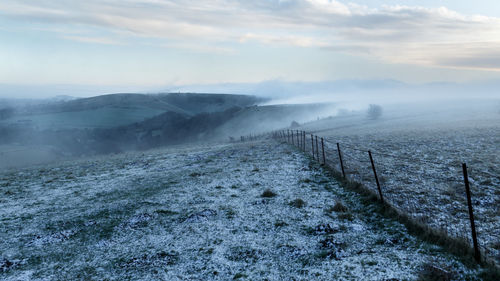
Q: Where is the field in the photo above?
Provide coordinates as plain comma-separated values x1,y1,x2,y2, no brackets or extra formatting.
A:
300,99,500,264
0,140,484,280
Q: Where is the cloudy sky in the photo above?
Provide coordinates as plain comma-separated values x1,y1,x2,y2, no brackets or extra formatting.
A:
1,0,500,96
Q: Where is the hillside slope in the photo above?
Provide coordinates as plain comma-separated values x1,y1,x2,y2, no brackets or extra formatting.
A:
0,139,482,280
213,103,337,138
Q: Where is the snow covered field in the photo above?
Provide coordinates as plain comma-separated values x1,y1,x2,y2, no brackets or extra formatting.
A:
0,140,483,280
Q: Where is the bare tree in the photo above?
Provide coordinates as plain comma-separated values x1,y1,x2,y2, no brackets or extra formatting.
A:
367,104,383,120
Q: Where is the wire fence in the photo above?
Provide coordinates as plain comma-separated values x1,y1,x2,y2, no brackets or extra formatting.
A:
271,129,499,266
239,133,267,142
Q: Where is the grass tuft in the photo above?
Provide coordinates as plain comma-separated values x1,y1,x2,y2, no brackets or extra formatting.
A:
289,198,306,208
330,201,348,213
274,220,288,227
261,189,277,198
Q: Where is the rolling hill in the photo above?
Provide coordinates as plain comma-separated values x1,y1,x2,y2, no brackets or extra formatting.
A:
0,93,264,130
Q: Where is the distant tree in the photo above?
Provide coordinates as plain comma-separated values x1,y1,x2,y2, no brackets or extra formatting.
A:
367,104,383,120
290,121,300,128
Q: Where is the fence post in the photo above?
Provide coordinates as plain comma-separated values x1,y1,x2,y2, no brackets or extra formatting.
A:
336,143,346,178
462,163,481,263
295,130,300,147
311,134,315,159
299,131,302,149
315,135,319,161
299,131,302,150
303,131,306,151
321,138,326,165
368,150,384,204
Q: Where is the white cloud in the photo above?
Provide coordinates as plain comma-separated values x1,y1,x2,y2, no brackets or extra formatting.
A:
305,0,351,15
161,42,235,54
2,0,500,70
239,33,328,48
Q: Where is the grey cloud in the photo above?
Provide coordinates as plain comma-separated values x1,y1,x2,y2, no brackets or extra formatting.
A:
2,0,500,71
437,55,500,70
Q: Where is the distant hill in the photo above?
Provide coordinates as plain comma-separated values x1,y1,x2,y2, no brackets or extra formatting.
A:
0,93,337,161
1,93,263,129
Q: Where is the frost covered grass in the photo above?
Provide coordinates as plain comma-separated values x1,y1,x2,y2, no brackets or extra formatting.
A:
302,111,500,266
0,140,486,280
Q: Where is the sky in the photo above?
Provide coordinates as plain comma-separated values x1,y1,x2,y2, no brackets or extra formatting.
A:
1,0,500,97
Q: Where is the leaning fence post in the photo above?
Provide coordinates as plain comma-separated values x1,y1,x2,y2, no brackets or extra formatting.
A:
321,138,326,165
368,150,384,203
315,136,319,161
337,143,346,178
463,163,481,263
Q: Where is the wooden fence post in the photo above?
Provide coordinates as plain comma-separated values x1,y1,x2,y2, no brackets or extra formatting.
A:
462,163,481,263
303,131,306,151
311,134,315,159
368,150,384,203
295,130,300,147
336,143,346,178
315,136,319,161
299,131,302,149
299,131,302,150
321,138,326,165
